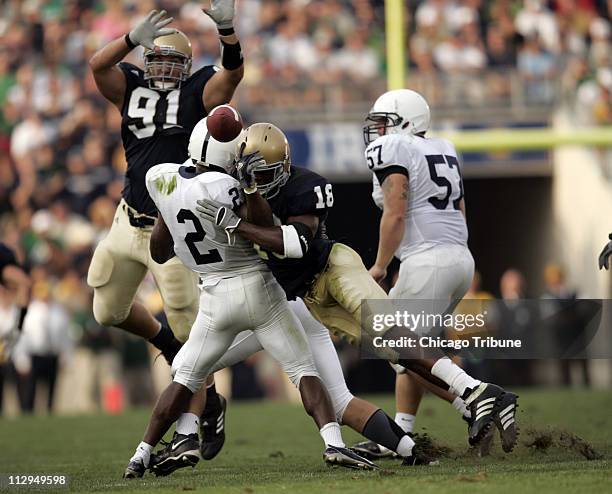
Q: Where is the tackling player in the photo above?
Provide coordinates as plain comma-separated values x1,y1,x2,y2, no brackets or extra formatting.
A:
198,123,519,453
123,117,375,477
87,1,242,454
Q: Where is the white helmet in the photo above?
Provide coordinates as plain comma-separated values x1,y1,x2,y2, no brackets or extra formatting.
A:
363,89,431,145
188,117,243,173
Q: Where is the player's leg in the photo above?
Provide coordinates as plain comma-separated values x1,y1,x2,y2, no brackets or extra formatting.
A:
313,244,517,447
125,279,242,478
290,298,426,464
88,203,181,362
147,254,214,448
251,271,376,470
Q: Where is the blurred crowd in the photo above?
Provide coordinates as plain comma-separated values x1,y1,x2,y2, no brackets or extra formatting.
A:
0,0,609,414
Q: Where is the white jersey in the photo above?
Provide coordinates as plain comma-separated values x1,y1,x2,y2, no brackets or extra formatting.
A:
145,162,265,279
366,133,468,260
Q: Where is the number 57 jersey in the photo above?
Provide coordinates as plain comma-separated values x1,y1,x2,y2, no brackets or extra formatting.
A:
366,134,468,260
145,163,266,279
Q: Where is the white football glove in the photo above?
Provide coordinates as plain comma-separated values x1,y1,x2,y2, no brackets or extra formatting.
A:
202,0,235,29
196,198,242,245
128,10,177,51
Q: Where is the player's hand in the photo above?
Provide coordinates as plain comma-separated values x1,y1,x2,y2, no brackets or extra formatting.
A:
128,10,177,51
196,198,242,245
369,264,387,285
202,0,235,30
235,151,264,192
598,233,612,270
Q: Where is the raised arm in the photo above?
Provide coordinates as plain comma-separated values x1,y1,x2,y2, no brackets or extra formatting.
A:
89,10,176,108
370,173,408,284
201,0,244,111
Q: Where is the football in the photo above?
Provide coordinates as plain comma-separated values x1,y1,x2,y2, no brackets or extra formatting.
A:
207,105,244,142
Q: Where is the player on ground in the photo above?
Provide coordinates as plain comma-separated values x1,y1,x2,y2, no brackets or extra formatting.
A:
123,117,376,477
354,89,517,456
197,123,519,453
88,2,243,454
0,243,31,361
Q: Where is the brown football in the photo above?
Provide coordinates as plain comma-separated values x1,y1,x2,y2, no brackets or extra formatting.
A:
206,105,244,142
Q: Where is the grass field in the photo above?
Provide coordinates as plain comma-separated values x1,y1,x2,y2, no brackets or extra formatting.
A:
0,388,610,493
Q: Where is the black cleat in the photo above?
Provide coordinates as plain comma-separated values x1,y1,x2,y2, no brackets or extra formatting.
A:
463,383,504,446
149,432,201,477
200,394,227,460
123,458,146,479
324,446,378,470
493,391,519,453
351,440,399,460
464,415,495,457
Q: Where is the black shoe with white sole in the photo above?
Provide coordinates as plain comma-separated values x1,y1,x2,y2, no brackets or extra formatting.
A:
200,394,227,460
351,440,399,460
149,432,201,477
463,383,505,446
493,391,519,453
324,446,378,470
123,458,146,479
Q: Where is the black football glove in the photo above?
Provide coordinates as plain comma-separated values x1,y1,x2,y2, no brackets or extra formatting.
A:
598,233,612,270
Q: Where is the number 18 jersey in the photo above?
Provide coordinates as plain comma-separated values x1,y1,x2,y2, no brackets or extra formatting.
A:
366,134,468,260
145,163,266,279
120,62,217,216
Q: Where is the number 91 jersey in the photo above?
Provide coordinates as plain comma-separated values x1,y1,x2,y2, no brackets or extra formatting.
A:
366,134,468,260
145,163,266,279
120,62,217,216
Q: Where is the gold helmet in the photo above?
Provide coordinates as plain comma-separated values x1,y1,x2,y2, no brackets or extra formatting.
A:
144,30,192,91
238,123,291,198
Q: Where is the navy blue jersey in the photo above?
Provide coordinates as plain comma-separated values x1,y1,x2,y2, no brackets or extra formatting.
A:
119,62,217,215
263,166,335,300
0,242,18,286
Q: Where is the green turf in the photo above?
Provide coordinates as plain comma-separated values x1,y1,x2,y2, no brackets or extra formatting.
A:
0,388,610,493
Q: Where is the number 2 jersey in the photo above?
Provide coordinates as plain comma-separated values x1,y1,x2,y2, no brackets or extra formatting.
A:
145,163,266,281
366,134,468,260
120,62,217,216
263,166,334,300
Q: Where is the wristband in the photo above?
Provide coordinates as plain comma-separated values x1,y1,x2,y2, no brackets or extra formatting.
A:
125,33,137,50
218,26,235,36
220,39,243,70
243,186,258,195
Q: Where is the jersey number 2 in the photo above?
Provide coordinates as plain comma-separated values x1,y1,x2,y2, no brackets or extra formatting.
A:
127,87,180,139
426,154,464,211
177,209,223,265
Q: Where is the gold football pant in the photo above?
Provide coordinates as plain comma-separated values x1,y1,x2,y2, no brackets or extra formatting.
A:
87,199,199,342
303,243,388,346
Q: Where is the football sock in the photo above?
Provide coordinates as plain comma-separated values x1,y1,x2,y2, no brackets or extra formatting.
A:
319,422,345,448
363,409,415,457
395,412,416,434
431,357,481,397
130,441,153,467
205,382,221,411
452,397,471,419
149,324,181,356
176,413,199,436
